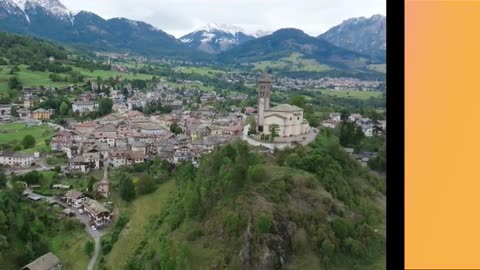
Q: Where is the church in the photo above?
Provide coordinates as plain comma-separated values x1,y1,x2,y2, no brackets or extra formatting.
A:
257,73,311,137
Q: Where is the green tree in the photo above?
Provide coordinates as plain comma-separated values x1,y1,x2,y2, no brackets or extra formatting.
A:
247,117,257,135
269,124,280,142
332,218,353,239
59,101,69,116
321,239,335,267
136,175,156,196
9,65,20,74
256,214,272,234
10,105,18,117
338,121,363,147
8,76,21,90
170,123,183,134
0,210,7,234
288,95,307,110
84,240,95,257
21,135,36,149
0,169,6,187
119,175,135,202
98,98,113,116
87,176,97,192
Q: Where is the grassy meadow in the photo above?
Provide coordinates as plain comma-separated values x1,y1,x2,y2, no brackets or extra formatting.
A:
50,230,91,270
254,52,331,72
174,66,226,77
0,64,154,95
0,122,55,152
319,89,383,100
103,180,176,269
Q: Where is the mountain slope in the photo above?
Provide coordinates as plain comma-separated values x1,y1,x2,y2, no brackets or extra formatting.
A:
319,15,386,62
217,28,373,70
180,23,255,54
0,0,205,59
100,138,386,270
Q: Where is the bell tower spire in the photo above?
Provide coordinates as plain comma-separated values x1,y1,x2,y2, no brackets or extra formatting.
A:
257,72,272,132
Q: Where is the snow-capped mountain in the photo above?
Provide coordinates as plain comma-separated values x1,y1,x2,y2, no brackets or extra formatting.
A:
7,0,73,24
180,23,256,54
0,0,196,58
249,30,272,38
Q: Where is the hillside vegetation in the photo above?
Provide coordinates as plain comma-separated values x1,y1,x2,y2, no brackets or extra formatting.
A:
101,134,385,270
0,189,90,270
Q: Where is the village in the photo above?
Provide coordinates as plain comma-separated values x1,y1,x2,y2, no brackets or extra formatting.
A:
0,73,386,268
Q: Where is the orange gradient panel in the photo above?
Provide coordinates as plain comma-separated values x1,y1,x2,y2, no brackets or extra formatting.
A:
406,0,480,268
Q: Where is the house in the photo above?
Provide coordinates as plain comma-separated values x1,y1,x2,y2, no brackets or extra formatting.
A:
83,199,112,227
68,156,90,173
94,125,117,137
95,178,110,198
97,113,124,125
361,125,374,137
32,108,53,120
64,190,87,208
321,120,338,129
329,113,341,122
72,101,98,113
0,151,34,167
109,150,147,168
344,148,354,156
245,107,257,115
352,152,378,167
20,252,62,270
173,146,195,164
189,125,212,140
52,184,71,189
74,122,97,134
0,104,11,116
131,141,148,154
224,125,243,136
348,113,362,123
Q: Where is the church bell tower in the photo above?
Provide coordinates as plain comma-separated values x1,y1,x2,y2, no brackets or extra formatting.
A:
257,72,272,132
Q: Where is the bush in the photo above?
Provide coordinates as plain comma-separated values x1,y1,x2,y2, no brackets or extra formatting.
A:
247,165,270,183
101,215,129,255
21,135,36,149
225,212,241,237
84,241,95,257
136,175,156,196
256,214,272,234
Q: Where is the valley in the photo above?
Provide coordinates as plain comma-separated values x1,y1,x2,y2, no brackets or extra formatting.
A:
0,1,386,270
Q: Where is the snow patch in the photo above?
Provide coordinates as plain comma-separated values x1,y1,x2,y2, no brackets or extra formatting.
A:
200,32,216,43
197,23,245,35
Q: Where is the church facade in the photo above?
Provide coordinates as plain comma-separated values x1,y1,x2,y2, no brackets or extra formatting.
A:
257,73,311,137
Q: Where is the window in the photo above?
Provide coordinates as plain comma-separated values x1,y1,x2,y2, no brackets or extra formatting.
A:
297,117,300,120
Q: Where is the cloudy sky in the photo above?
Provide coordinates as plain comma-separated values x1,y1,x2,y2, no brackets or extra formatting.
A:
62,0,385,38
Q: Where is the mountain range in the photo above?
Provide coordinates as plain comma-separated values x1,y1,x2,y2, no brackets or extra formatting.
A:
0,0,386,67
319,15,386,61
180,23,258,54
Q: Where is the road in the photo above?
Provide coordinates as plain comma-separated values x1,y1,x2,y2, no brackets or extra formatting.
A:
5,164,67,176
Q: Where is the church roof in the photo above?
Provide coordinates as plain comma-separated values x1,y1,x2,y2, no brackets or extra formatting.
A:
267,104,303,112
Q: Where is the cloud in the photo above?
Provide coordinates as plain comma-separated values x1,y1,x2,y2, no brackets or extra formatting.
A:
61,0,385,37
